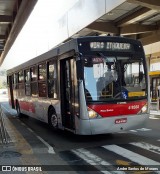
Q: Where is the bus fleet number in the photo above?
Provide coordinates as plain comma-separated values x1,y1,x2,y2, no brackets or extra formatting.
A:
128,105,139,110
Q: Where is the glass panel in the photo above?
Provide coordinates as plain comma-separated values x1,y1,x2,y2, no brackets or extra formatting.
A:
48,80,54,98
14,73,18,89
38,63,46,80
39,82,47,97
31,66,37,81
25,69,30,82
48,61,57,98
18,71,24,83
14,73,18,84
48,62,56,79
31,82,38,97
83,55,147,102
18,84,25,96
25,84,31,96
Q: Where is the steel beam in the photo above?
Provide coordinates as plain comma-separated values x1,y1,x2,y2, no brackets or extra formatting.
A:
127,0,160,11
121,24,157,35
139,30,160,45
116,7,156,26
87,22,119,34
0,15,12,23
0,35,5,40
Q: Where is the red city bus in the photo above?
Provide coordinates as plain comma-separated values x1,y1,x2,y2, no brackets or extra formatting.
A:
7,36,149,135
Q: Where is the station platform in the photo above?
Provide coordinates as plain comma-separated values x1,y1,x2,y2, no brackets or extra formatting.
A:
0,104,46,173
0,102,75,174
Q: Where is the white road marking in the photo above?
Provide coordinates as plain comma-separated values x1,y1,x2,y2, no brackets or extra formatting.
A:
129,130,137,132
103,145,160,174
136,128,152,131
129,128,152,133
36,135,55,154
27,127,34,132
150,117,160,119
130,142,160,155
21,122,26,126
21,122,55,154
72,148,125,174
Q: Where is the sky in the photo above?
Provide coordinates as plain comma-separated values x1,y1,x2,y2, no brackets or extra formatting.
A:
2,0,77,69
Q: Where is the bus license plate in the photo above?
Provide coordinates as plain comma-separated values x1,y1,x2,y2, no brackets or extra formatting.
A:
115,118,127,124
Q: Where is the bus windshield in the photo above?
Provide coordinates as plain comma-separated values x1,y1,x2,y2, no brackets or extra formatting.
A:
83,55,147,102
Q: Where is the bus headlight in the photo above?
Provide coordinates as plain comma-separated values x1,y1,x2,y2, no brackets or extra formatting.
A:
138,104,148,114
87,107,98,119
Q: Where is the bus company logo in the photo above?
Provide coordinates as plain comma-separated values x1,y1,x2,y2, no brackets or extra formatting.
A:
100,109,114,112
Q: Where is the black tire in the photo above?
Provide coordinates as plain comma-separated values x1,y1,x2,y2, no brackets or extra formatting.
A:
16,102,22,118
48,108,58,130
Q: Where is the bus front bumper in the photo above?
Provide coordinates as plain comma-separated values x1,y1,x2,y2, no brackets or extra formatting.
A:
76,114,149,135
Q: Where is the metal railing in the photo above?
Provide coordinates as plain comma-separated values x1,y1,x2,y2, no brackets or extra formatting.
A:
0,104,9,144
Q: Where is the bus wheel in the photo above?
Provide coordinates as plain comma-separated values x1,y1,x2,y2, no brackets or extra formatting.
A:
16,102,22,118
48,108,58,129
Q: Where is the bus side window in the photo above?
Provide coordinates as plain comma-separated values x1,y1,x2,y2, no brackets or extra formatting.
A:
47,61,57,98
14,73,18,89
18,71,24,83
24,69,31,96
18,70,24,96
30,66,38,97
38,63,47,98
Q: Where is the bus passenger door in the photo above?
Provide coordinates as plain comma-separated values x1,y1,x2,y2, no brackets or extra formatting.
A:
60,58,76,130
8,75,15,109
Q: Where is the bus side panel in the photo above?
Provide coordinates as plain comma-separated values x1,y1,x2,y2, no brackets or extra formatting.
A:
17,95,62,128
75,116,92,135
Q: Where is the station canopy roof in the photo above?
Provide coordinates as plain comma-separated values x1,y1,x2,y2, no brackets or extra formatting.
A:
0,0,160,66
71,0,160,47
0,0,37,66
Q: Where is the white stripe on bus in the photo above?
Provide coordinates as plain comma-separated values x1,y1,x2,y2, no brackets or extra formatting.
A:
130,142,160,155
103,145,160,173
72,148,125,174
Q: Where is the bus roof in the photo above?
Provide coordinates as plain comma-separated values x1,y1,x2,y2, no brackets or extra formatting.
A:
7,36,142,75
7,38,78,74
